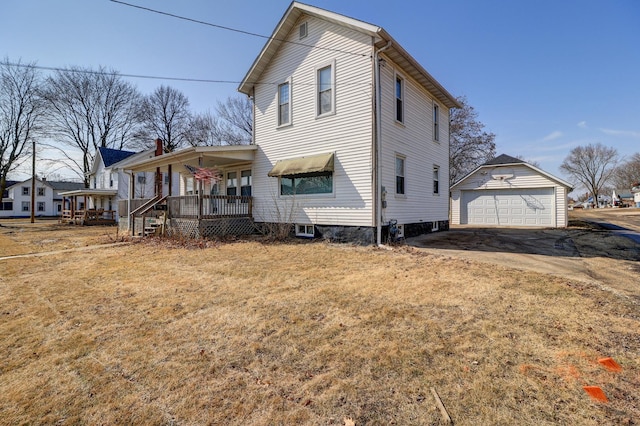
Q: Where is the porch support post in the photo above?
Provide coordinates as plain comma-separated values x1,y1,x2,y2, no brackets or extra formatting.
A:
198,157,203,219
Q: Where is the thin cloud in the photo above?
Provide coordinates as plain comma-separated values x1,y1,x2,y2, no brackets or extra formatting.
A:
577,121,587,129
542,131,563,141
599,128,640,138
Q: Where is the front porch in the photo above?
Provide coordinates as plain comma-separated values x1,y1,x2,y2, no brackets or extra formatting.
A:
125,195,254,238
123,145,258,238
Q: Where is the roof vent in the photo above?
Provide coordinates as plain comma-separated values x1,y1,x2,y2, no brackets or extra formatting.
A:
299,22,308,39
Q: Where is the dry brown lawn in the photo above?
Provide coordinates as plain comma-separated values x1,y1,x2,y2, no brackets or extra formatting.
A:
0,221,638,425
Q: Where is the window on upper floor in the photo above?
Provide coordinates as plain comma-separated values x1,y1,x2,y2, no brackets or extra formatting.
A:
433,103,440,142
433,166,440,195
396,155,406,195
317,64,334,116
395,75,404,123
22,186,29,196
278,81,291,126
37,187,45,196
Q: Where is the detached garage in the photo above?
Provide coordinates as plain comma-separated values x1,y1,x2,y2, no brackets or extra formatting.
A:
451,154,573,228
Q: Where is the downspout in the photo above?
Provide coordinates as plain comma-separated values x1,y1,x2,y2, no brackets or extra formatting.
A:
374,40,392,246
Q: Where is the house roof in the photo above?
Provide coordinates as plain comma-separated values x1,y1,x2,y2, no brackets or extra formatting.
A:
238,2,461,109
451,153,574,190
48,181,85,191
99,147,137,168
482,154,524,166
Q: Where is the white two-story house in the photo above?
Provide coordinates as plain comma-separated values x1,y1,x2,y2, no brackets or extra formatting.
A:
123,2,460,244
1,178,83,218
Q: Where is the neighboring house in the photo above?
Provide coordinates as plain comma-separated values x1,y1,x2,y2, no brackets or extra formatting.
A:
59,144,180,224
612,189,633,207
451,154,573,228
0,178,83,218
123,2,460,244
632,184,640,208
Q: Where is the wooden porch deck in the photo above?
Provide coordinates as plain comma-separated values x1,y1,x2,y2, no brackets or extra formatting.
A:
60,209,116,226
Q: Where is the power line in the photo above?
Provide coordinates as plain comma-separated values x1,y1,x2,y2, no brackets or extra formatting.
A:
5,62,371,88
6,62,239,84
109,0,368,58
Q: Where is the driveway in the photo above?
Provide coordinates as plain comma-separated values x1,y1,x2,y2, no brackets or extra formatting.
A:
406,218,640,301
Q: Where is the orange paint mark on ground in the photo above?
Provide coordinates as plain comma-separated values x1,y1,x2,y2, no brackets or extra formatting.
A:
583,386,608,402
598,357,622,372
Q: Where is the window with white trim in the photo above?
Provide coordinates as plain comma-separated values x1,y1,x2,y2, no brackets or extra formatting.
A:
395,75,404,123
278,81,291,126
317,64,334,116
280,173,333,196
37,201,45,212
240,170,252,203
37,187,45,196
22,201,30,212
22,186,29,196
433,166,440,194
226,171,237,203
395,155,405,195
433,103,440,141
295,224,315,238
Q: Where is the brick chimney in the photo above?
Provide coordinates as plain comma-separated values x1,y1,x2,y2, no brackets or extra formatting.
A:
155,138,163,156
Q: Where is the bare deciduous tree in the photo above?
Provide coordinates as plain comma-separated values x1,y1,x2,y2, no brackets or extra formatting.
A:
612,152,640,189
0,58,45,198
42,66,140,186
186,96,252,147
136,85,191,152
449,96,496,185
560,143,618,207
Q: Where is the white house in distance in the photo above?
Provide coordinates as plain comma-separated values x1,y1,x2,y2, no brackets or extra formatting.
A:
59,144,180,225
0,178,83,218
123,2,460,244
450,154,573,228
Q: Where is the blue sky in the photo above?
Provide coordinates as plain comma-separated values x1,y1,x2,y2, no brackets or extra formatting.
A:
2,0,639,181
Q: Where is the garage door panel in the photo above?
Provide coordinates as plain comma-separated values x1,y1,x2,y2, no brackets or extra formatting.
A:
462,188,554,227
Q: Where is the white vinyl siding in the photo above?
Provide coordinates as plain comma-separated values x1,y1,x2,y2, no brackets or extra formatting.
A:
451,164,570,227
378,59,450,226
252,14,374,227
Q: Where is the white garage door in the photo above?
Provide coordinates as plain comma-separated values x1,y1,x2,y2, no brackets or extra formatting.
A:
462,188,555,226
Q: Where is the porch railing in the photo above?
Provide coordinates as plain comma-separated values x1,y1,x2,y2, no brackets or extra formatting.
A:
168,195,252,219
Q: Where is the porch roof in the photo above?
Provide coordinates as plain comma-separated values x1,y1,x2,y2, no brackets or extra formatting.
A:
58,189,118,197
124,145,257,173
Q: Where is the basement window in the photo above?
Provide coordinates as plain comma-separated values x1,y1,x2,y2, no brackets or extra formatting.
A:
296,224,315,238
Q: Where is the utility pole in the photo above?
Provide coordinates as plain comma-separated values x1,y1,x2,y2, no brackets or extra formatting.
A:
30,138,35,223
